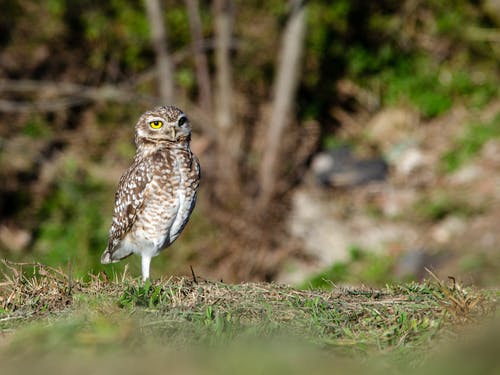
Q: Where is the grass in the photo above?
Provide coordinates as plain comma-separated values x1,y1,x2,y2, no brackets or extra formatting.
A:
0,261,498,374
302,246,395,289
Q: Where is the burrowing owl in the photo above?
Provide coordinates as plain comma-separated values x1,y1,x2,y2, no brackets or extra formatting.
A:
101,106,200,281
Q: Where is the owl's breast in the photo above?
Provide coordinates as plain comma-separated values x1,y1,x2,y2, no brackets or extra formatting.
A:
128,182,176,255
130,147,199,254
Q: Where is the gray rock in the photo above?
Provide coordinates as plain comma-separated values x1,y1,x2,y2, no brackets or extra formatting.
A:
311,146,388,187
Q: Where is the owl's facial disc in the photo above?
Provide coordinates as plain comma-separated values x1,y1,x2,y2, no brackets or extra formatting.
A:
135,106,192,145
137,113,191,143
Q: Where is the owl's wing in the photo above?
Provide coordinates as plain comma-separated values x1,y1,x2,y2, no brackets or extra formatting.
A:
101,157,153,262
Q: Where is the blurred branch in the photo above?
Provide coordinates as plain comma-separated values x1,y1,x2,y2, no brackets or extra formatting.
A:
214,0,233,132
0,98,86,112
258,0,308,209
465,26,500,43
0,79,218,138
185,0,213,116
144,0,175,104
0,79,156,112
213,0,242,196
128,36,241,86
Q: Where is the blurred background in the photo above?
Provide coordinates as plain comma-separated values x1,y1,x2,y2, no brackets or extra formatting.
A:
0,0,499,286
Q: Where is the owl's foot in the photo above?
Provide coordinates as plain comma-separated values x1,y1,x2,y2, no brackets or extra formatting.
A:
101,250,119,264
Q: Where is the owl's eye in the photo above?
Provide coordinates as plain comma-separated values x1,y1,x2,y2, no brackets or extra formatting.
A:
149,120,163,129
178,116,187,127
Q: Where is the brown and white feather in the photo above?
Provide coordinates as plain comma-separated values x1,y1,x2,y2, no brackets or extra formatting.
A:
100,106,201,278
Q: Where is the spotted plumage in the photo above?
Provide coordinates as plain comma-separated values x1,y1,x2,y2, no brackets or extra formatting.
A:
101,106,200,281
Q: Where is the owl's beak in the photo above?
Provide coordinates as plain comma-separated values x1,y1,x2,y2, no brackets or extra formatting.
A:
170,127,177,139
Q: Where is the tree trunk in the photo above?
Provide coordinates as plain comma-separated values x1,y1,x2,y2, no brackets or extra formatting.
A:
258,0,307,210
185,0,212,115
144,0,175,104
213,0,241,198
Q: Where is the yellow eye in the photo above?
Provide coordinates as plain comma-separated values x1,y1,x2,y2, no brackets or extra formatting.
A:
149,120,163,129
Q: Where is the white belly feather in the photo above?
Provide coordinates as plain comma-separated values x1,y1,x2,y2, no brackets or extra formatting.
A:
111,147,198,261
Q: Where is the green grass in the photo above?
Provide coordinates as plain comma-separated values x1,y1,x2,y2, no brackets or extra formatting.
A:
0,261,498,375
302,246,395,289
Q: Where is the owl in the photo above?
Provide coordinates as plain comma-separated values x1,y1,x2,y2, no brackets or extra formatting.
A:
101,106,200,281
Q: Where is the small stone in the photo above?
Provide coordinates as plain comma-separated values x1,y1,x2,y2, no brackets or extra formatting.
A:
366,108,419,153
0,225,31,253
431,216,466,244
396,147,428,176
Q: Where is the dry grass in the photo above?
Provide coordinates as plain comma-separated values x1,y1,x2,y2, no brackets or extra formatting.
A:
0,260,498,374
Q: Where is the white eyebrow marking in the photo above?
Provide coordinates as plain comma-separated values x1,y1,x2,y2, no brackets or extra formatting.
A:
146,116,165,123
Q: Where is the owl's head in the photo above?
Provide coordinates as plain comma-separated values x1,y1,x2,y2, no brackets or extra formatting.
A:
135,106,192,145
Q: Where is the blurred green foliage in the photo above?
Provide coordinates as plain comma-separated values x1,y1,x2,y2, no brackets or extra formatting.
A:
303,0,499,119
442,114,500,172
22,115,53,139
33,159,110,276
411,191,485,222
82,0,151,72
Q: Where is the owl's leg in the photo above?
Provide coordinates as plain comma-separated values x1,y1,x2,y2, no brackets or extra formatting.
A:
141,255,151,281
